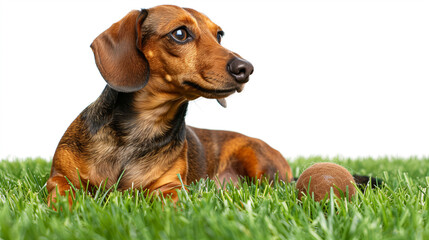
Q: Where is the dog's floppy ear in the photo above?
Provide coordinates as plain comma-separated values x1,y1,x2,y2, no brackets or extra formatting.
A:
91,10,149,92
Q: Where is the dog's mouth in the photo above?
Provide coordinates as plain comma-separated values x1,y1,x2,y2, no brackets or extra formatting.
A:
183,81,245,108
183,81,241,97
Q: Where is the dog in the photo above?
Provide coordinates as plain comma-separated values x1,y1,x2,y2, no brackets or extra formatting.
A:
47,5,294,206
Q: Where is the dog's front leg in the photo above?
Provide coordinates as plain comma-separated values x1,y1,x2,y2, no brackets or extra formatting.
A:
46,175,75,209
152,182,186,203
148,158,188,203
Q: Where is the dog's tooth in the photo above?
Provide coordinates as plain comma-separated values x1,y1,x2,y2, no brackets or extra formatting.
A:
216,98,227,108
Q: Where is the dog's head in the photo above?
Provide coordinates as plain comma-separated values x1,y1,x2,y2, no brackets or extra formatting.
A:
91,5,253,106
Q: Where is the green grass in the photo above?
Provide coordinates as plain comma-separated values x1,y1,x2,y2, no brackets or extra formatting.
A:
1,157,429,240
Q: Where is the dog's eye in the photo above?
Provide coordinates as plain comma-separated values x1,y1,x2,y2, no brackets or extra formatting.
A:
171,27,190,43
217,31,224,44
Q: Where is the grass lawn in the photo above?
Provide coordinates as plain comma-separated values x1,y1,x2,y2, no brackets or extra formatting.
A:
1,157,429,240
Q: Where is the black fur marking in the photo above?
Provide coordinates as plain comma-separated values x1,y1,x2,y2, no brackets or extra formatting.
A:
81,86,119,135
81,86,138,138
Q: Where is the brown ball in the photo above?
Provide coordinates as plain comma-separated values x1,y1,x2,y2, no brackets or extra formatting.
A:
296,162,356,201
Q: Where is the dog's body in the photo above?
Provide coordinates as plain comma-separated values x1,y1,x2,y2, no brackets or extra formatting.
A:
47,5,292,205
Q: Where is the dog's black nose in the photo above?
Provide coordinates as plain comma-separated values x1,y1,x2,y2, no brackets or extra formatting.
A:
227,58,254,83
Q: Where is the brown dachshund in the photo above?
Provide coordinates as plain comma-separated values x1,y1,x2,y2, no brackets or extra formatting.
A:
47,5,293,206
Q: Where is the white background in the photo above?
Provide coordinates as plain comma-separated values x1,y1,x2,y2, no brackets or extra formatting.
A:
1,0,428,161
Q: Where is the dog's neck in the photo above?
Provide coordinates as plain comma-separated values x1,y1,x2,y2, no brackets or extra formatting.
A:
82,83,189,155
131,81,189,144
